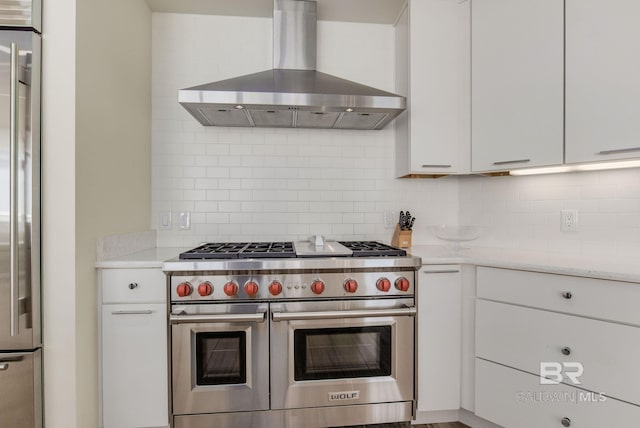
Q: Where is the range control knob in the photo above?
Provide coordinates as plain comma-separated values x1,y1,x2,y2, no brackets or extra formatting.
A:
268,281,283,296
311,280,325,295
176,282,192,297
223,281,239,297
395,277,411,292
197,281,213,296
376,277,391,292
244,281,259,297
344,279,358,293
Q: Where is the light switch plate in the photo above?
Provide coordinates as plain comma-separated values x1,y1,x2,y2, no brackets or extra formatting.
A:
159,212,172,230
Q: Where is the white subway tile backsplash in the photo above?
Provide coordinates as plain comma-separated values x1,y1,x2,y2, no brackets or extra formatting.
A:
151,13,640,257
460,170,640,256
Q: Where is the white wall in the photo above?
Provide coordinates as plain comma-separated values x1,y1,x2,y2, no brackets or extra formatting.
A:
43,0,152,427
75,0,152,426
42,0,78,425
459,168,640,259
152,13,459,247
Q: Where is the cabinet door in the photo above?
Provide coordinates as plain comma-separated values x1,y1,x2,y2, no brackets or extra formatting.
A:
471,0,564,172
565,0,640,163
409,0,470,175
417,266,462,412
395,0,470,177
101,303,168,428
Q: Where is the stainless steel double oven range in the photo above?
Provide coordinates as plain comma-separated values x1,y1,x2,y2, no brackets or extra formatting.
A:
163,241,421,428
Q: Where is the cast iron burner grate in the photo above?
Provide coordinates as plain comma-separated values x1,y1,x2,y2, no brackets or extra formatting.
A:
238,242,296,259
179,242,296,259
338,241,406,257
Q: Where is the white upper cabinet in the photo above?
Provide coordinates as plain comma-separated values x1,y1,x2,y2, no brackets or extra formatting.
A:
471,0,564,172
395,0,471,177
565,0,640,164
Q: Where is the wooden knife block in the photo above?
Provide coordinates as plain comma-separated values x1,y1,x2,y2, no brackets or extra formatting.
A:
391,224,412,248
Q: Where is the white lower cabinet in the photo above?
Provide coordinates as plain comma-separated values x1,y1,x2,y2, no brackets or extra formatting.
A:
417,265,462,412
99,269,168,428
475,267,640,428
476,299,640,405
476,359,640,428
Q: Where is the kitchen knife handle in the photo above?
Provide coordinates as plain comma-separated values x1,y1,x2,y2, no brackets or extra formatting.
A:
9,42,20,337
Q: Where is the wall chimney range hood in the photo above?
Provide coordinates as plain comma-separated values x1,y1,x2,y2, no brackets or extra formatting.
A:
178,0,406,130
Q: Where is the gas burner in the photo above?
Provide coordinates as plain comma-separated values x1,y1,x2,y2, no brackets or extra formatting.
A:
339,241,407,257
238,242,296,259
179,242,296,260
179,243,249,259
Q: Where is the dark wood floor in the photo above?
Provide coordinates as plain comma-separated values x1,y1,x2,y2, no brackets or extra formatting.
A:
334,423,469,428
415,423,470,428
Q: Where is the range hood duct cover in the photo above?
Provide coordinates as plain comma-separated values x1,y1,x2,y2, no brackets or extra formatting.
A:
178,0,406,130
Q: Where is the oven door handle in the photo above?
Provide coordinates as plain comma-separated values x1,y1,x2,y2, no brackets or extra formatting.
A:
271,306,417,322
170,311,266,324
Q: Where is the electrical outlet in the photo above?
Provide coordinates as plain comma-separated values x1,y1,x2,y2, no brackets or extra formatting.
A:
561,210,578,232
178,211,191,230
383,211,396,229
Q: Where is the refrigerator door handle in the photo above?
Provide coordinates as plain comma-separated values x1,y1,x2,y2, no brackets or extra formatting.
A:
9,42,20,337
0,355,25,371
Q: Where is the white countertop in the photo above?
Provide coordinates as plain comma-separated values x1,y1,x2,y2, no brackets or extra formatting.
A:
409,245,640,284
95,247,186,269
95,245,640,284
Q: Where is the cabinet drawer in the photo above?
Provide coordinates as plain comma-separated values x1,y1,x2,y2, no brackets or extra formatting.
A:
476,358,640,428
476,267,640,326
101,268,166,303
476,299,640,405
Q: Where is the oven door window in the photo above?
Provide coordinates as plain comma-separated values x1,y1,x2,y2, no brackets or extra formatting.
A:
293,326,391,381
195,331,246,385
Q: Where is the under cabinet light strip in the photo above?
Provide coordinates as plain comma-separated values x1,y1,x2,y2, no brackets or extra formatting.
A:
510,160,640,176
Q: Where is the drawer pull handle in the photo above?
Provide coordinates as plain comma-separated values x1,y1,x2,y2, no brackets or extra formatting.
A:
598,147,640,155
112,310,153,316
562,291,572,299
128,283,138,290
561,347,572,356
492,158,530,166
561,417,571,427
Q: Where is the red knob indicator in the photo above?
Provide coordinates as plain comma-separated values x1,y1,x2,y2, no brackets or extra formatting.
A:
344,279,358,293
197,281,213,296
311,280,325,295
269,281,283,296
176,282,192,297
244,281,259,297
223,281,239,296
376,277,391,292
395,277,410,292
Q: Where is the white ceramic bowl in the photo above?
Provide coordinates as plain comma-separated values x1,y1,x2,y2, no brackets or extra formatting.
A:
429,225,482,243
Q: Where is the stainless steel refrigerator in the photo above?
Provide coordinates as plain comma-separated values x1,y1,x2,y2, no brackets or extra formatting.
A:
0,1,42,427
